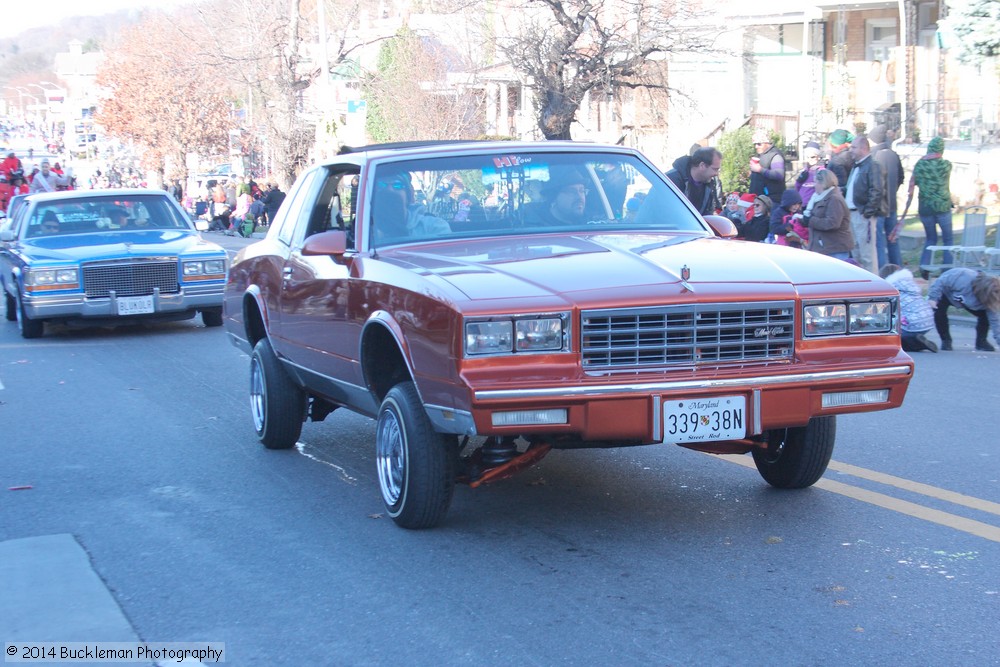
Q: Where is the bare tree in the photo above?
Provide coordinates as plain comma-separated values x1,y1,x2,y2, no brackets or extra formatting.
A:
95,13,232,184
188,0,383,187
495,0,719,140
363,27,485,142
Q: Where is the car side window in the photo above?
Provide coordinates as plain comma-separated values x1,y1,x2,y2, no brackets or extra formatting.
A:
275,171,319,247
297,165,360,243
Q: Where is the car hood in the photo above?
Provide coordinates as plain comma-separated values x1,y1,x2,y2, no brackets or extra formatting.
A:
16,230,223,262
383,233,877,303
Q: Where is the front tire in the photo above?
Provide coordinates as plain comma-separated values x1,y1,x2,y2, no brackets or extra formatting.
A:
4,291,16,322
752,416,836,488
376,382,455,529
250,338,306,449
201,308,223,327
16,293,43,339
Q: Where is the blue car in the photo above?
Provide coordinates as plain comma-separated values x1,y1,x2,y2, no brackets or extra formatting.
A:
1,189,227,338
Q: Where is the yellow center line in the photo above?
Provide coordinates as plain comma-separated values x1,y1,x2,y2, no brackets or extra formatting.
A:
826,460,1000,517
718,454,1000,544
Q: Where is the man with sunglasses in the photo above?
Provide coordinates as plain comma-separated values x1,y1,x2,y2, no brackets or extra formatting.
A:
38,211,60,235
372,168,451,241
748,129,786,202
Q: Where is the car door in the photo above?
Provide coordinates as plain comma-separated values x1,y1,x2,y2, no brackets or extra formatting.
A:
277,166,368,403
0,202,28,298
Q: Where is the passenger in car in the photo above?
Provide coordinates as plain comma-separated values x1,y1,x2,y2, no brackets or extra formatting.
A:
107,207,130,229
372,169,450,241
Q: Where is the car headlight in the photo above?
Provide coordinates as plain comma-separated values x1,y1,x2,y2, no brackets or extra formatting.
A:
803,304,846,336
804,300,896,337
182,259,226,277
465,314,568,356
26,268,79,288
204,259,226,275
183,261,205,276
465,321,513,355
516,317,564,351
849,301,893,333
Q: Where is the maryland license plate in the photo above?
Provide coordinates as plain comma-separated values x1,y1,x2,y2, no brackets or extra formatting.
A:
662,396,746,444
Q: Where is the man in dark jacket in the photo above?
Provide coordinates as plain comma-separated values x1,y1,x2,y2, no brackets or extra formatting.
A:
845,135,887,273
666,147,722,216
748,129,786,201
261,182,286,224
869,125,905,266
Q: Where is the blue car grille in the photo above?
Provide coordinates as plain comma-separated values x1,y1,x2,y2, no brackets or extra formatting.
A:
82,260,180,298
581,301,795,370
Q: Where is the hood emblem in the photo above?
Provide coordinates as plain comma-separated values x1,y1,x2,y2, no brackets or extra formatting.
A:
679,264,694,293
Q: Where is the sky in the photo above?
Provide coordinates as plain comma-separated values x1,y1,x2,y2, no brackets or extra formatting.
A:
2,0,197,38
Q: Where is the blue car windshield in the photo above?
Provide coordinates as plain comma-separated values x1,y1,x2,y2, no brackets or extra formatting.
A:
24,195,191,238
367,150,705,247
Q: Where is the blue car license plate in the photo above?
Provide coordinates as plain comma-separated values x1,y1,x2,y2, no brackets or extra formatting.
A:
117,295,154,316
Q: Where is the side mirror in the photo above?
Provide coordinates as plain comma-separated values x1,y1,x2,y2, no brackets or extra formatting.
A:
301,229,348,259
194,220,209,232
703,215,739,239
0,229,14,242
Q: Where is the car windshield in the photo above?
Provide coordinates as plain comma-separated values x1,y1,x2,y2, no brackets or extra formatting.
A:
23,195,192,239
367,150,704,247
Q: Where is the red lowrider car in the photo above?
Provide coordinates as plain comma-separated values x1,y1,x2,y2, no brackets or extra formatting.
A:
223,141,913,529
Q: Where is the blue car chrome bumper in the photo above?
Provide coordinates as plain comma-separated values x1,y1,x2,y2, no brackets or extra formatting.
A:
21,283,224,321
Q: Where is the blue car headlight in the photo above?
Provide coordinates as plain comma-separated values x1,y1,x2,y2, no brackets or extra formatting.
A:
182,259,226,278
25,268,80,291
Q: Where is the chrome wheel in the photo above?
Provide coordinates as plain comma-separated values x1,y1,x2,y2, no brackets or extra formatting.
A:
376,408,405,506
249,338,305,449
375,382,456,528
15,292,43,339
250,353,266,433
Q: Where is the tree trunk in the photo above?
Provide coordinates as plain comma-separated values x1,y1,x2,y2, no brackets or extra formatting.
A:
539,94,577,140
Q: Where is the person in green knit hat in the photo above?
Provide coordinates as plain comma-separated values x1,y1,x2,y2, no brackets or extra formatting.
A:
894,136,953,277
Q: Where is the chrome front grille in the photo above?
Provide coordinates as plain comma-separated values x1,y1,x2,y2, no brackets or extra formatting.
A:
581,302,795,370
82,260,180,298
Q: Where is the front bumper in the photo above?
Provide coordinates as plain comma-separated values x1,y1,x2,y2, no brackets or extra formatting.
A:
22,284,224,321
439,361,913,442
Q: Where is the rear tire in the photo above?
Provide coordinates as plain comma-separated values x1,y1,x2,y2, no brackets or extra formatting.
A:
376,382,455,529
752,416,836,488
250,338,306,449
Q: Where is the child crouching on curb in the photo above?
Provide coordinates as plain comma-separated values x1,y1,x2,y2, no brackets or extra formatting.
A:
879,264,937,352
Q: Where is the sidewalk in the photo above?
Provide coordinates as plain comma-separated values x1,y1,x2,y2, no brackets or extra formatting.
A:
1,534,137,642
0,535,205,666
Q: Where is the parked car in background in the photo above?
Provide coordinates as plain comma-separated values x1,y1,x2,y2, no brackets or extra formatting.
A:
1,189,227,338
223,140,913,529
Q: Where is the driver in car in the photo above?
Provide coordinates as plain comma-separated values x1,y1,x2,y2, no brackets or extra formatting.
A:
539,167,590,225
38,211,60,235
